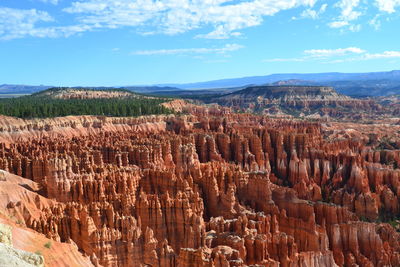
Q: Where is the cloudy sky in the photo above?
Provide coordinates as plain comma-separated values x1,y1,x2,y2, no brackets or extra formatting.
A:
1,0,399,86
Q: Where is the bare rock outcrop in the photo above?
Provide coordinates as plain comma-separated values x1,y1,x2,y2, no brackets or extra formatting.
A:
0,223,44,267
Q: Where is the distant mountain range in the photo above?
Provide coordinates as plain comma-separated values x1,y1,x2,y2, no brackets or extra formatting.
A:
157,70,400,97
0,84,52,94
161,70,400,90
2,70,400,97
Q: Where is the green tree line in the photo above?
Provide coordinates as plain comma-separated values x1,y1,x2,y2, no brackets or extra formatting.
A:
0,96,173,118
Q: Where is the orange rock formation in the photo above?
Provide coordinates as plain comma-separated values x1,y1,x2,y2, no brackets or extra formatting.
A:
0,110,400,266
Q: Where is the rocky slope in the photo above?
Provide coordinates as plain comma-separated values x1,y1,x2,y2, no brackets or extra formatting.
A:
0,223,44,267
0,170,96,266
0,107,399,266
211,86,384,121
217,85,348,101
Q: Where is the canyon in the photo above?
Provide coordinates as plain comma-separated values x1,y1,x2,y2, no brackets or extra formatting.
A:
0,99,399,266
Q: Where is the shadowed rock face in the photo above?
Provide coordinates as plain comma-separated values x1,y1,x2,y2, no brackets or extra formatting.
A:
0,110,400,266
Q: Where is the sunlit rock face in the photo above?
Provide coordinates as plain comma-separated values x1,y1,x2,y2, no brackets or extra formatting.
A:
1,110,400,267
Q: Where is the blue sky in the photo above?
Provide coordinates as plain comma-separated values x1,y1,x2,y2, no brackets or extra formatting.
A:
1,0,400,86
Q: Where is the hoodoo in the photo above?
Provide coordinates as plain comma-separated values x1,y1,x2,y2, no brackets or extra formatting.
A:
0,105,399,266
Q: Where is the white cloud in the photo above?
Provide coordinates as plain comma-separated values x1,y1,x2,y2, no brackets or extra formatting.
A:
369,15,381,30
375,0,400,13
328,0,362,30
29,24,95,38
349,24,361,31
328,21,349,28
63,0,317,39
1,0,398,40
337,0,361,20
300,4,328,19
0,7,54,40
132,43,244,56
320,3,328,13
328,21,361,32
304,47,366,57
0,7,97,40
325,51,400,62
195,26,242,40
264,47,400,63
364,51,400,59
301,9,318,19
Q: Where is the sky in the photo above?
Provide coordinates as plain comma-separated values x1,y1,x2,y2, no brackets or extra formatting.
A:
0,0,400,86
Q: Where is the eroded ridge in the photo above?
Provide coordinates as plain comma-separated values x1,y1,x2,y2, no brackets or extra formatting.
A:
1,112,400,267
